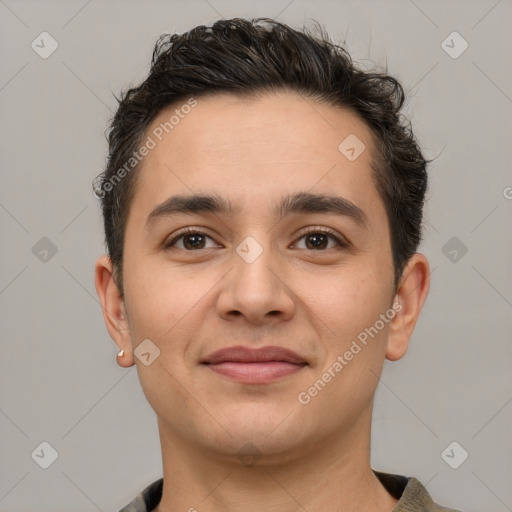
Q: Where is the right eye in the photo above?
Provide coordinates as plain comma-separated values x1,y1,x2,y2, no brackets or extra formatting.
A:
164,229,220,251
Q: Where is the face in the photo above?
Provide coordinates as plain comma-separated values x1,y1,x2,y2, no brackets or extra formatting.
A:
96,90,429,463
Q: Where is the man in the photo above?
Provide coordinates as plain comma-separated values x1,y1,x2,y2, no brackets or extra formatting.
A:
94,17,461,512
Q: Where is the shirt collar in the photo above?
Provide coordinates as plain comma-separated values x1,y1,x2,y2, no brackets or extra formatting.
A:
119,470,459,512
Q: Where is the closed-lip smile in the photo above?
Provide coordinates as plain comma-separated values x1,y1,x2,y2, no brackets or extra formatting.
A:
202,345,308,384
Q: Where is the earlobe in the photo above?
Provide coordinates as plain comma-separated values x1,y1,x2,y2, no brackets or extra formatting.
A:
94,255,134,367
385,253,430,362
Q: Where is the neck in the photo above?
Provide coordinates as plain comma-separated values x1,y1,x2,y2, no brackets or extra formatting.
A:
152,408,398,512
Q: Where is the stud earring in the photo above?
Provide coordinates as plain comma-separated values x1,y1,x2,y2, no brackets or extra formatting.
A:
117,349,124,358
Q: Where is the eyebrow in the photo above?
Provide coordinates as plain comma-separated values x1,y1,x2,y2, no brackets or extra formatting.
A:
145,192,368,230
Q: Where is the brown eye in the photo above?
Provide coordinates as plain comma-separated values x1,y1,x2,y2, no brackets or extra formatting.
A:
166,231,218,250
295,229,345,251
305,233,329,250
182,233,206,249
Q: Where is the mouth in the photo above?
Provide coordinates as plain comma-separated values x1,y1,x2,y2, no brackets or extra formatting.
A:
202,345,308,384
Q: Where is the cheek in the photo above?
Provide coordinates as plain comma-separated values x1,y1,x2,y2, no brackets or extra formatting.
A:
299,269,391,415
122,256,173,339
299,262,389,339
123,256,218,346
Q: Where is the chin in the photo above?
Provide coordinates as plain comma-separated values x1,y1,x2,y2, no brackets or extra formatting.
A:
200,409,312,462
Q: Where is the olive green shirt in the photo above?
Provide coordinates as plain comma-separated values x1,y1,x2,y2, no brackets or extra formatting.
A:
119,470,462,511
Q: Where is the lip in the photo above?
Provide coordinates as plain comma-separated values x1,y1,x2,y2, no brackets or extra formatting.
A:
203,345,307,365
202,345,308,384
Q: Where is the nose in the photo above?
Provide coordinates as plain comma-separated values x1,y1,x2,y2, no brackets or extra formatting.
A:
216,238,296,325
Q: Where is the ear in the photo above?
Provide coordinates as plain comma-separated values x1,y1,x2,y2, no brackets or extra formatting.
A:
386,253,430,362
94,255,134,367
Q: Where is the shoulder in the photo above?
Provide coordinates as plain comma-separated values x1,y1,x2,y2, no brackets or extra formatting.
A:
118,478,163,512
373,470,463,512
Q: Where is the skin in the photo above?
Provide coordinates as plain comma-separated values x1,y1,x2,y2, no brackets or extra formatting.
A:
95,90,430,512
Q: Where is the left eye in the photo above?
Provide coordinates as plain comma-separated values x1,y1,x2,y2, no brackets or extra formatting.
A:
295,231,343,250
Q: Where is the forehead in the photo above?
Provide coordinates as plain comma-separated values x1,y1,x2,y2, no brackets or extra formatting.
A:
130,90,386,228
147,91,373,166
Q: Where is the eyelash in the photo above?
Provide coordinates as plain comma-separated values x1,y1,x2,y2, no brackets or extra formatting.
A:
164,226,349,251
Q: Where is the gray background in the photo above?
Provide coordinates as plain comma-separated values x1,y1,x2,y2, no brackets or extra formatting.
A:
1,0,511,510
